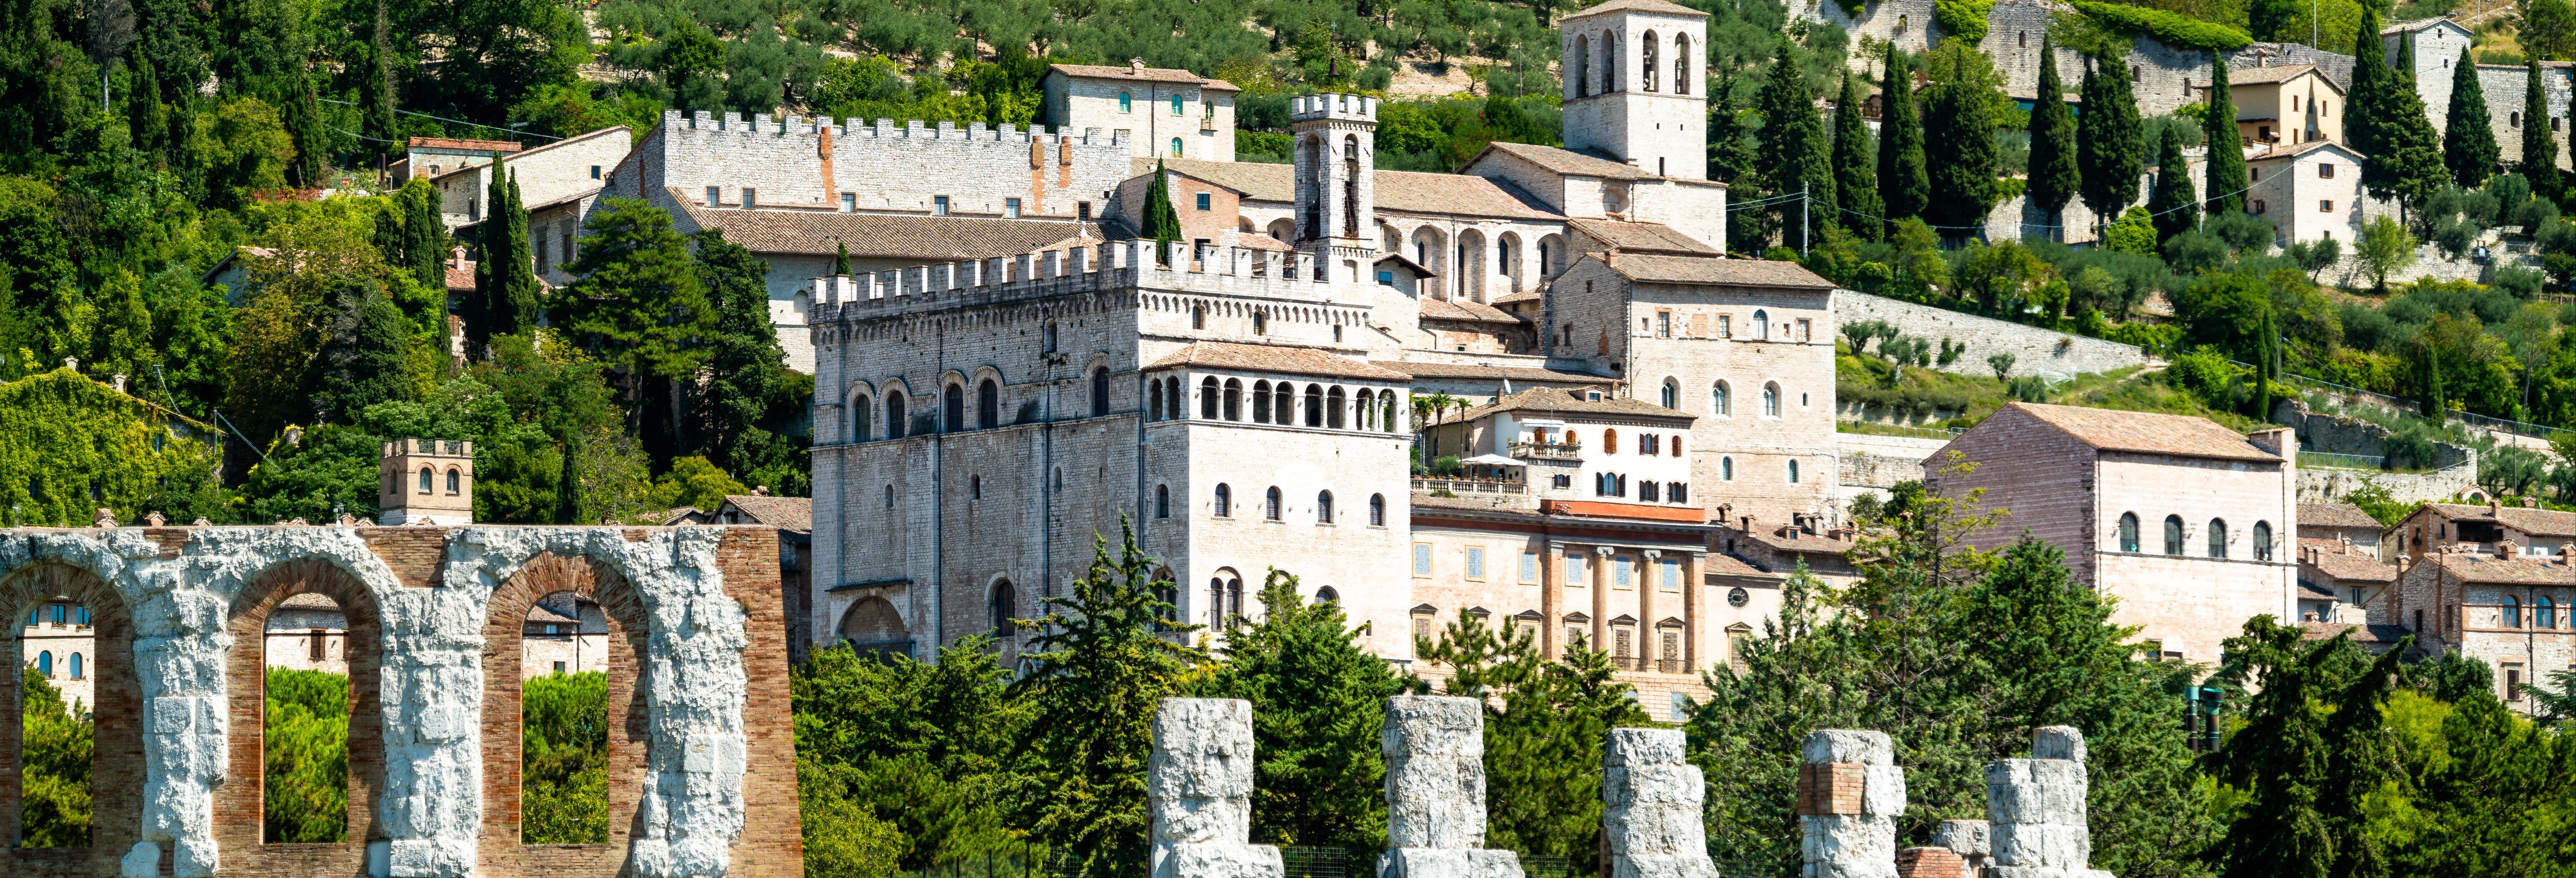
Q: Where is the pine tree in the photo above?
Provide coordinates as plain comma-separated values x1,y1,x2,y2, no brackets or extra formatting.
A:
1878,43,1930,234
2524,60,2562,202
1830,70,1882,240
473,160,540,346
2444,46,2500,188
310,283,412,422
1144,161,1181,264
2147,130,2199,243
694,228,808,495
1194,570,1403,849
832,241,851,276
2025,38,2079,240
1922,43,1997,240
553,198,719,437
2203,61,2248,217
2078,51,2146,237
1758,41,1833,251
2361,16,2449,222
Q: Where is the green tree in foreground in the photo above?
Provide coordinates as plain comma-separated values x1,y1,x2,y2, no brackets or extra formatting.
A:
554,198,719,441
20,667,94,847
1196,570,1404,850
1144,162,1182,263
2202,61,2247,218
265,667,350,843
522,670,609,843
2444,46,2499,188
471,159,540,349
2524,61,2562,202
1922,42,1999,240
2148,130,2200,244
1757,40,1832,251
693,228,812,495
794,635,1031,878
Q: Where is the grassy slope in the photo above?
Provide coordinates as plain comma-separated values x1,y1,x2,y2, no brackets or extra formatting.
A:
1835,345,2261,432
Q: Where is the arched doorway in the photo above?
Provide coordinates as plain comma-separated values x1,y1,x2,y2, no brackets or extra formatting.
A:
3,563,140,871
479,552,648,872
838,598,911,660
217,559,385,872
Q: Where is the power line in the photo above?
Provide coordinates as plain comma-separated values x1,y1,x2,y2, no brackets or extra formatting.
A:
315,97,562,141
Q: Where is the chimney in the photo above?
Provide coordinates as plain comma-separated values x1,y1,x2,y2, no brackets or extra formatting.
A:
2490,498,2503,517
1130,57,1146,74
2561,543,2574,564
2497,540,2518,558
2397,555,2412,575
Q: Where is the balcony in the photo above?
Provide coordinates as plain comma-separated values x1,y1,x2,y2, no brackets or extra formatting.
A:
1509,440,1581,461
1413,478,1524,495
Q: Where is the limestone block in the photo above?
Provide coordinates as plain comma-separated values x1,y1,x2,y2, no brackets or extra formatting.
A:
1155,797,1254,846
1989,868,2083,878
1611,852,1716,878
1931,820,1990,858
1152,841,1285,878
1379,847,1527,878
1150,698,1257,802
2031,726,2087,763
1801,729,1893,766
1861,764,1908,817
1991,822,2090,869
1605,727,1687,766
1800,814,1898,877
1605,763,1702,808
120,841,161,878
1384,696,1488,850
1603,728,1710,867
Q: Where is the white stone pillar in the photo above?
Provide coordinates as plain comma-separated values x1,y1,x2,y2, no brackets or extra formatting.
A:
1148,699,1283,878
1603,728,1713,878
1380,696,1524,878
1983,726,2096,877
1797,730,1902,878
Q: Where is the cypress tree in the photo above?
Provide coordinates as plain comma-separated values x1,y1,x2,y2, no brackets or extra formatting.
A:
373,202,407,268
1144,161,1181,264
1877,43,1930,232
2147,130,2199,243
2524,60,2562,202
1758,40,1833,251
554,431,585,524
285,72,328,187
833,241,851,276
403,180,446,290
2444,46,2499,187
1830,70,1882,240
2078,52,2146,237
361,0,399,166
127,54,168,162
1706,68,1759,186
472,159,540,346
1921,44,1996,240
2203,60,2248,217
2025,38,2079,240
2424,345,2445,422
2350,17,2387,159
499,174,538,332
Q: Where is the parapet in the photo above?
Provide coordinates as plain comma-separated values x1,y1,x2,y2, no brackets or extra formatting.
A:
1291,93,1378,124
804,239,1334,325
660,109,1125,147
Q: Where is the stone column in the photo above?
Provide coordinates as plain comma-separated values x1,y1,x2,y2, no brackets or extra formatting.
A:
1602,728,1713,878
1982,726,2104,878
1796,730,1904,878
1148,698,1283,878
1379,696,1524,878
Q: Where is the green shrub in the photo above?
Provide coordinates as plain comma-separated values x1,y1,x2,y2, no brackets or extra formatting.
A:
1937,0,1997,42
264,667,349,844
2070,0,2253,48
523,670,610,843
20,668,93,848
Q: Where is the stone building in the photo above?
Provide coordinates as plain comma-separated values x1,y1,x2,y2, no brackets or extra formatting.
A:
2247,140,2374,244
519,591,609,679
1556,0,1712,181
2385,543,2576,711
261,592,354,675
2389,500,2576,561
2207,63,2344,149
1929,403,2299,664
396,136,522,183
1042,62,1241,162
18,595,94,711
432,126,631,229
2297,537,2393,624
2297,501,2385,556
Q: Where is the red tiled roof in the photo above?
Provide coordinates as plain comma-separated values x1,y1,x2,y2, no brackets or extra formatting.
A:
409,136,522,153
1046,64,1239,91
721,494,812,533
2299,503,2384,530
2300,542,2395,583
1566,219,1723,255
1418,298,1522,324
1560,0,1710,20
1993,402,2283,462
1598,253,1837,289
2417,550,2576,584
1148,342,1414,382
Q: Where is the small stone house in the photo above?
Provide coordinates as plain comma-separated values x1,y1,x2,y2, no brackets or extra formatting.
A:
2298,537,2394,623
2385,542,2576,711
2298,502,2386,556
2390,500,2576,562
2203,63,2345,149
1041,61,1240,162
2245,140,2371,245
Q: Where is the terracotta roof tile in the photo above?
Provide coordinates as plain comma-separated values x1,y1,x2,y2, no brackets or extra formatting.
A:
674,198,1105,259
2419,550,2576,585
2219,63,2332,87
1418,298,1522,323
1599,253,1837,289
1147,158,1561,218
1047,64,1239,91
1473,141,1651,179
1371,361,1611,383
1561,0,1710,19
1705,552,1783,579
1452,386,1695,423
279,592,342,610
408,136,522,153
1566,218,1723,254
2300,621,2411,644
2300,543,2395,583
721,494,813,533
2299,503,2384,531
1738,524,1860,556
1148,341,1415,381
1991,402,2283,462
2418,503,2576,538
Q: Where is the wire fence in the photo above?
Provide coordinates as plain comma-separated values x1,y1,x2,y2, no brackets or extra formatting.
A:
899,844,1059,878
2297,451,2387,471
1836,420,1965,442
2235,362,2575,444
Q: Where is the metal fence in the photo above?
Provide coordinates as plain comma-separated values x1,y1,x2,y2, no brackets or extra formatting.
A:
2254,364,2575,443
894,844,1783,878
899,845,1058,878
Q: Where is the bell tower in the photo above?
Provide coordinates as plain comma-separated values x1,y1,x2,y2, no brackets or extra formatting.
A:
1559,0,1710,179
1291,93,1377,279
379,438,475,525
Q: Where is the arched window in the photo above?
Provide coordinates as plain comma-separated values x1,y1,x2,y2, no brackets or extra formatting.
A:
885,485,894,508
69,652,81,679
1155,485,1170,518
446,469,460,493
1721,457,1734,480
1669,435,1683,456
1369,493,1385,526
1224,378,1244,420
1273,382,1293,424
978,379,1000,428
1604,429,1619,454
1214,484,1233,517
1045,322,1058,352
1640,480,1659,501
2163,515,2185,555
1090,367,1111,417
1201,377,1220,419
1382,393,1399,433
1661,378,1678,408
2252,521,2273,561
1343,134,1362,236
1265,486,1283,520
1712,381,1731,415
989,580,1016,637
1641,30,1659,92
945,383,966,432
1327,387,1347,428
2118,513,2140,552
419,466,434,493
1753,309,1769,339
1304,384,1325,427
1573,35,1590,98
1253,310,1267,334
1170,137,1184,157
888,391,909,439
1315,587,1340,603
2504,594,2523,627
1788,459,1800,483
1356,390,1375,430
1673,34,1691,95
36,650,51,676
1171,94,1185,115
2539,595,2558,629
1192,305,1206,328
1763,383,1782,417
1253,380,1275,423
1120,91,1133,112
1317,491,1335,523
2208,519,2229,558
1169,378,1184,419
1148,379,1164,421
852,394,873,440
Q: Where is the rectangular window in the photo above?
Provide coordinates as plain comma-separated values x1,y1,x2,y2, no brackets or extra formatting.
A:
1566,552,1586,585
309,629,325,660
553,661,567,674
1614,556,1633,589
1718,314,1732,337
742,188,757,208
1005,198,1022,219
1414,543,1433,576
1660,558,1680,591
1378,271,1396,285
1521,551,1539,583
933,196,951,216
1670,691,1689,721
2321,200,2335,212
1656,311,1671,337
536,231,550,273
1196,192,1212,211
2318,163,2335,178
561,225,574,263
1079,201,1093,221
706,186,722,206
589,164,601,179
1797,318,1813,341
1466,546,1486,580
841,192,856,212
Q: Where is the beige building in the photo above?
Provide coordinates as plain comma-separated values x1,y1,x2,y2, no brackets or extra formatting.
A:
379,438,475,526
520,592,610,679
2298,502,2385,557
2389,500,2576,562
431,126,630,229
19,596,96,711
2204,63,2344,149
2298,537,2393,624
1042,61,1240,162
2385,543,2576,712
2245,140,2372,245
1930,403,2299,665
395,135,522,183
262,593,353,675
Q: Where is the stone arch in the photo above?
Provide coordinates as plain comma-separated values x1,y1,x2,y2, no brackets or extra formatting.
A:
478,551,651,873
1537,233,1566,278
1410,226,1449,296
1455,227,1488,301
2,561,141,873
217,557,388,872
1496,230,1526,293
837,597,911,658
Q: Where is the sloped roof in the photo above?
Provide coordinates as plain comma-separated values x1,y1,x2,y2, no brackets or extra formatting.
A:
2248,139,2360,163
1372,361,1611,383
1561,0,1710,21
2418,551,2575,584
1597,253,1837,289
1703,551,1782,580
721,494,813,534
279,593,342,610
1566,219,1723,255
2299,503,2384,531
1418,298,1522,324
1988,402,2282,462
1148,341,1414,381
1472,141,1650,179
674,198,1104,259
2417,503,2576,537
1453,387,1695,423
2221,63,2337,89
1046,64,1239,91
2300,542,2396,583
2300,621,2411,645
1146,158,1562,219
409,136,521,153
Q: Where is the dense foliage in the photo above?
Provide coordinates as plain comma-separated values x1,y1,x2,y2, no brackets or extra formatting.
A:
2069,1,2253,49
264,667,349,844
19,667,93,847
523,670,611,844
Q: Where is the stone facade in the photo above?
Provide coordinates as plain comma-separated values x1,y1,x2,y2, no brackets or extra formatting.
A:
0,523,802,878
1558,0,1711,181
1380,696,1525,878
1601,728,1713,878
1147,698,1281,878
433,127,630,230
2385,543,2576,713
380,438,475,526
1831,290,2156,381
1796,729,1903,878
18,595,95,711
1043,64,1239,162
1976,727,2109,878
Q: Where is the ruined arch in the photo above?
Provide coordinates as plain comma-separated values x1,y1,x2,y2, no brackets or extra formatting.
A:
837,597,911,658
478,551,651,871
2,561,141,872
217,557,387,871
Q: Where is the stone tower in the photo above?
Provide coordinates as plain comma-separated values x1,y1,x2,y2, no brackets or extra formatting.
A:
379,438,475,525
1559,0,1710,180
1291,93,1378,281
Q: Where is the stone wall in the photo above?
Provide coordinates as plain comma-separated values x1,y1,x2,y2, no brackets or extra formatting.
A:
0,524,801,878
1796,730,1903,878
1832,291,2157,380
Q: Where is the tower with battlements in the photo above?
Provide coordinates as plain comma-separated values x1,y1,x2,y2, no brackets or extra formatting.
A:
1291,94,1379,282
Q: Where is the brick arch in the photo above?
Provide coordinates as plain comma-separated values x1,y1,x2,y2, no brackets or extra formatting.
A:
216,557,386,872
2,561,141,876
477,551,650,874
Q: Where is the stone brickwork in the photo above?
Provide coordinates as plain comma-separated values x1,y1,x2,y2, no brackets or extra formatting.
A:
1380,696,1525,878
1979,727,2111,878
621,110,1131,221
1797,730,1903,878
1147,699,1281,878
1602,728,1713,878
0,523,801,878
1558,2,1710,180
433,127,632,229
1831,291,2155,381
2472,64,2576,172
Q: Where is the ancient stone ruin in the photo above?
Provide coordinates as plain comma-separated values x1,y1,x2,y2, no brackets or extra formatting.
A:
1379,696,1525,878
1147,698,1282,878
1795,730,1906,878
0,523,802,878
1601,728,1714,878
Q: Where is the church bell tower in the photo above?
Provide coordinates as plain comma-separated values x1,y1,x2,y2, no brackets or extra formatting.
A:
1559,0,1710,179
1291,93,1377,280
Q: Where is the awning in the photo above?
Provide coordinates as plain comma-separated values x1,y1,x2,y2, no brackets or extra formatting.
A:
1459,454,1525,466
